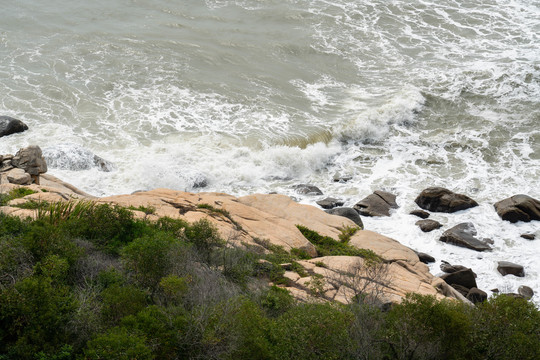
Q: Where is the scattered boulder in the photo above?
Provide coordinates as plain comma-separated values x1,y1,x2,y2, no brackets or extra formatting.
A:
521,233,536,240
333,172,352,183
415,187,478,213
410,209,430,219
414,251,435,264
451,284,471,297
11,145,47,176
439,223,492,251
440,260,472,275
518,285,534,300
497,261,525,277
494,195,540,223
440,268,478,290
316,197,344,210
0,116,28,138
325,207,364,229
416,219,442,233
466,287,487,304
292,184,323,195
5,168,31,185
353,190,398,217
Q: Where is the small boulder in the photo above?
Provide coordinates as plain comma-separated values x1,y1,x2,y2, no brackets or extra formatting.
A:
0,116,28,138
494,195,540,223
440,260,472,274
414,251,435,264
440,268,478,290
316,197,344,210
292,184,323,195
517,285,534,300
415,187,478,213
410,209,430,219
520,233,536,240
497,261,525,277
11,145,47,176
466,287,487,304
353,190,398,217
5,168,31,185
333,172,352,183
415,219,443,232
451,284,471,297
439,223,492,251
325,207,364,229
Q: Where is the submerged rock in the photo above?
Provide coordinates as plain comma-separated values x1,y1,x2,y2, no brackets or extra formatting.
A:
494,195,540,223
415,219,442,232
0,116,28,138
353,190,398,217
292,184,323,195
497,261,525,277
42,144,114,172
415,187,478,213
439,223,492,252
410,209,430,219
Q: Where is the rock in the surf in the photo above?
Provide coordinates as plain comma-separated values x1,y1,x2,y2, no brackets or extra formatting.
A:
497,261,525,277
415,219,442,232
413,251,435,264
494,195,540,223
520,233,535,240
415,187,478,213
410,209,430,219
517,285,534,300
324,207,364,229
317,197,344,209
0,116,28,138
439,223,492,251
353,190,398,217
42,144,114,172
292,184,323,195
440,260,473,274
440,268,478,290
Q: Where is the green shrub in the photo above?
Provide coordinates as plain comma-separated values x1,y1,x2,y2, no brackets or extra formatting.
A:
101,284,147,324
0,187,37,206
338,225,360,243
184,219,223,263
84,327,154,360
259,286,295,318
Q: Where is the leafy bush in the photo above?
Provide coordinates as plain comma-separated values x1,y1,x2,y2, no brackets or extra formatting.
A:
84,327,154,360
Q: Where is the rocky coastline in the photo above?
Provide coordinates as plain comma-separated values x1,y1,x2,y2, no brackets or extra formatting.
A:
1,143,538,305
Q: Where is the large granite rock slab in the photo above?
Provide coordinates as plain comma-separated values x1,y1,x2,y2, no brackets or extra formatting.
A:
494,195,540,223
415,187,478,213
353,190,398,217
439,223,492,251
0,116,28,138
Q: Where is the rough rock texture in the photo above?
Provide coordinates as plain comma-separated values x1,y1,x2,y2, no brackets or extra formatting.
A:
518,285,534,300
439,223,492,252
415,187,478,213
5,168,31,185
494,195,540,223
410,209,430,219
353,190,398,217
325,207,364,229
11,146,47,176
497,261,525,277
292,184,323,195
466,288,487,304
440,261,471,274
440,268,478,290
415,219,442,232
0,116,28,137
1,178,462,304
316,197,344,209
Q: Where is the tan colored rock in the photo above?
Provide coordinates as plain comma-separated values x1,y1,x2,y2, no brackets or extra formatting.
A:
6,168,31,185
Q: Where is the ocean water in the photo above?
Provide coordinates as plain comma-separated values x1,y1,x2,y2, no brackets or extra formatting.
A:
1,0,539,300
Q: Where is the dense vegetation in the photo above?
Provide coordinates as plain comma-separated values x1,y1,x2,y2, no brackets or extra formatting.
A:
0,201,538,359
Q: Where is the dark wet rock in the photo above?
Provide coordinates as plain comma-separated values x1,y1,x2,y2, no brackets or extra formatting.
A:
11,145,47,176
490,288,499,293
316,197,344,209
353,190,398,217
292,184,323,196
467,288,487,304
521,233,536,240
494,195,540,223
439,223,492,251
415,219,442,232
482,238,494,245
410,209,430,219
440,268,478,290
440,260,472,275
413,251,435,264
0,116,28,138
497,261,525,277
192,176,208,188
415,187,478,213
518,285,534,300
43,144,114,172
451,284,471,297
325,207,364,229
